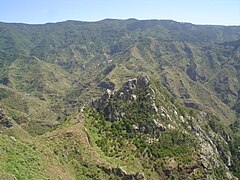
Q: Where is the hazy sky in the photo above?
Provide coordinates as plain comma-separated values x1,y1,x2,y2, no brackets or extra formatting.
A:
0,0,239,25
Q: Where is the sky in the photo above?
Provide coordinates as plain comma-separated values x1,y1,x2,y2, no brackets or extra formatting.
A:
0,0,239,25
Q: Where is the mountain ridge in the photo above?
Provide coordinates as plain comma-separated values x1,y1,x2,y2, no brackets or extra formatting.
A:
1,18,240,26
1,18,240,179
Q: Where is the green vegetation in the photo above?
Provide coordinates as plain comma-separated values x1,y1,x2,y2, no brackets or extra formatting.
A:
0,134,73,180
0,19,240,179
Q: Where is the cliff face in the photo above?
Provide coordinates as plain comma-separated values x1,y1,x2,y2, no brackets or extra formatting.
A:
91,74,236,179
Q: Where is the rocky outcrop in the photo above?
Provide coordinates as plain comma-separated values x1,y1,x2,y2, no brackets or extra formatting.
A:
92,73,153,122
100,166,144,180
92,73,237,179
189,118,236,179
0,107,13,128
93,73,150,110
115,73,150,101
92,89,113,110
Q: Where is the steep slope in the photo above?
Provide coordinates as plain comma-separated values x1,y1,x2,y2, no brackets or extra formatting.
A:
0,19,240,179
0,51,72,96
90,74,235,179
0,51,74,135
110,38,239,124
0,74,237,179
0,106,74,179
0,85,59,135
0,134,74,180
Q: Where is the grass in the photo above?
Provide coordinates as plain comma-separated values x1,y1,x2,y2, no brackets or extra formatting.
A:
0,84,59,135
0,134,74,180
7,56,72,95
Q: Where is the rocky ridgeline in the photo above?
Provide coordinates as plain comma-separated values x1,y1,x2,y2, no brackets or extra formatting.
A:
92,74,237,179
116,73,150,100
93,73,164,124
93,73,150,111
93,73,176,131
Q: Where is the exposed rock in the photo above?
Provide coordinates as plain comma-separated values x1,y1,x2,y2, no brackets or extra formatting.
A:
120,112,125,118
0,107,14,128
193,123,235,179
179,115,186,123
92,72,237,179
150,103,158,113
10,136,16,141
149,86,155,94
146,136,159,144
132,124,139,130
160,113,166,119
65,131,75,137
163,157,178,176
226,172,233,180
174,110,178,116
100,166,145,180
131,94,137,101
115,73,150,101
166,114,172,121
153,119,166,131
118,92,125,100
93,74,151,112
92,89,113,109
124,78,137,90
167,124,176,130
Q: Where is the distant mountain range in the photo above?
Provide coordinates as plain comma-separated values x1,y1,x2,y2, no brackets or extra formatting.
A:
0,19,240,179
